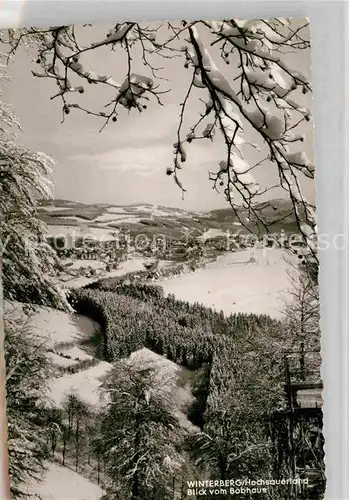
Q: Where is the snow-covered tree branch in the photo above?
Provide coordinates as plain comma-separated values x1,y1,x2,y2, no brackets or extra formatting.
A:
0,55,68,309
4,313,52,498
1,19,316,260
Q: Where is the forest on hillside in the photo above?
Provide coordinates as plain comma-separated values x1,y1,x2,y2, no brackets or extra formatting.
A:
3,265,324,499
65,277,323,499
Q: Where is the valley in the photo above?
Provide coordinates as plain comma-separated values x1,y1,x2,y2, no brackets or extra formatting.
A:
4,199,321,500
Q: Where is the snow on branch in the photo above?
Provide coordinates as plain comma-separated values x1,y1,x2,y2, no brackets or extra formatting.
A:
3,19,316,259
182,21,316,259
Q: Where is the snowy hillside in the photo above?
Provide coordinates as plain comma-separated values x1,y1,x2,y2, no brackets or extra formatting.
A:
128,348,198,433
159,248,298,318
38,198,298,242
24,463,105,500
4,301,198,498
49,361,113,407
39,200,199,238
3,303,113,407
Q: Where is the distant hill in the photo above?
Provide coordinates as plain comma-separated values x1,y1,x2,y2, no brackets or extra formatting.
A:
38,198,299,240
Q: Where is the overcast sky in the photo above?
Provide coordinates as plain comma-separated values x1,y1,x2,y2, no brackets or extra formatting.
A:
3,20,315,211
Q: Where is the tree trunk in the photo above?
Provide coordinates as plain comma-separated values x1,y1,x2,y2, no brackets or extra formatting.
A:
88,439,91,465
132,409,142,500
132,473,140,500
68,406,73,434
75,418,80,472
0,257,10,500
62,431,68,466
51,434,56,457
180,476,186,500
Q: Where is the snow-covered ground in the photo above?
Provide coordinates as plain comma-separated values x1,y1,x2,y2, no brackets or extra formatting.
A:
70,259,106,271
6,302,191,412
46,352,81,367
27,308,99,350
26,308,113,407
44,204,197,231
127,348,197,433
126,204,193,219
3,303,97,354
198,228,227,241
41,206,71,212
106,206,128,214
60,256,173,290
94,213,140,223
49,360,113,407
4,302,113,408
60,256,147,289
110,217,143,225
158,248,298,318
25,463,104,500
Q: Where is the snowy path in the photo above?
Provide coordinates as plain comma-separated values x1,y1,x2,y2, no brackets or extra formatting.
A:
24,463,104,500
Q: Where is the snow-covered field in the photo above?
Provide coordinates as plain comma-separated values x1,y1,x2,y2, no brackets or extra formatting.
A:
46,351,81,367
126,204,194,219
41,203,206,241
198,228,227,241
109,216,143,225
158,248,298,318
41,206,71,212
27,308,99,350
5,301,193,414
61,256,147,289
61,216,92,223
3,303,97,353
44,203,196,231
25,463,104,500
106,206,129,214
94,213,141,223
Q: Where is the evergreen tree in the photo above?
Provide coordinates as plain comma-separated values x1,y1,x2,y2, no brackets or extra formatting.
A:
4,313,52,498
0,55,67,309
100,360,184,499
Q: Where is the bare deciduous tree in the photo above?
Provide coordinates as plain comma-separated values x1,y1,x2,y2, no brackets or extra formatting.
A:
282,264,321,383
